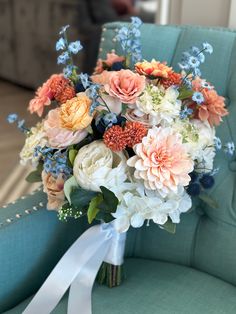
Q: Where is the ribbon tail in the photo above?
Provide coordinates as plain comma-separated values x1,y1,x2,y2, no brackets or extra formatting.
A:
68,241,111,314
23,225,109,314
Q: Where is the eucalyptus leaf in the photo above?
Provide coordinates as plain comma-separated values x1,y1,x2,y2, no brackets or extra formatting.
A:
68,149,78,166
178,87,193,100
161,219,176,234
64,176,78,204
25,170,42,183
87,194,103,224
199,193,218,209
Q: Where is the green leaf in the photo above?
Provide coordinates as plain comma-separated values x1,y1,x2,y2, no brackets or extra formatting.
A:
162,219,176,234
199,193,218,209
25,162,43,183
178,87,193,100
99,186,119,213
87,194,103,224
64,176,78,204
70,187,98,209
68,149,78,166
25,170,42,183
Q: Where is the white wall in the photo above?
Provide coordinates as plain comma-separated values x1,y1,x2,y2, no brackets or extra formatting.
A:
168,0,232,27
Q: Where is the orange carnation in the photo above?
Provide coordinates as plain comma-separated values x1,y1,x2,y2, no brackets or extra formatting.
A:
103,125,127,151
161,72,182,89
124,121,147,147
135,59,172,78
59,93,93,131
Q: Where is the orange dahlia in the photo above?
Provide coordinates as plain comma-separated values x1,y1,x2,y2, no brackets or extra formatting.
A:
124,121,147,147
135,59,172,78
103,125,127,151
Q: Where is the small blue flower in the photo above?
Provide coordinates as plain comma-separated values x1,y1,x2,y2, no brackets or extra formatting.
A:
79,73,90,89
224,142,235,156
56,38,66,51
214,137,222,150
68,41,83,54
182,78,192,88
201,80,213,90
191,46,200,56
131,16,142,28
202,42,213,54
59,25,70,35
7,113,18,123
192,91,204,104
188,56,200,68
178,62,190,71
103,113,118,127
57,51,70,64
193,67,202,77
180,106,193,119
63,65,73,78
197,52,205,63
87,84,100,99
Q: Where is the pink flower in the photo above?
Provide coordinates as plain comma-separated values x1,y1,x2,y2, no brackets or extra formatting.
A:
94,53,125,74
91,70,114,85
105,69,145,104
105,53,125,67
127,127,194,196
42,171,65,210
44,108,88,148
28,77,54,117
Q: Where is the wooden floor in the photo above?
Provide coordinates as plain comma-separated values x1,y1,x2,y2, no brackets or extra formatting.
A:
0,80,41,206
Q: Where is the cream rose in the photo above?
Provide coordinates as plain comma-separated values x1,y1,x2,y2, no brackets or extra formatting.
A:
73,140,128,192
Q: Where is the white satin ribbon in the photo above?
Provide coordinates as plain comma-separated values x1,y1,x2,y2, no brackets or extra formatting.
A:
23,222,126,314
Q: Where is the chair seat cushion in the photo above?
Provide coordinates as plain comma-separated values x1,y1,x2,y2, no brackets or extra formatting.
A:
4,258,236,314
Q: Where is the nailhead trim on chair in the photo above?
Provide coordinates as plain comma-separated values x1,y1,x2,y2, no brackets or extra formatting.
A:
0,187,45,229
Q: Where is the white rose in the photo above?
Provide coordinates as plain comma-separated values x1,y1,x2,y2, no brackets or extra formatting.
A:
73,140,128,192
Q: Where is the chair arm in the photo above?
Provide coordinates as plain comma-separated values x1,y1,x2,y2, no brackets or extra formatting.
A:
0,190,87,313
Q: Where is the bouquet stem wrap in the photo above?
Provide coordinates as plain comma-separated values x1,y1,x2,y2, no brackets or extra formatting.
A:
23,223,126,314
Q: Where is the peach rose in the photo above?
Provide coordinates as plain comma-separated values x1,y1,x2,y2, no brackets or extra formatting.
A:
44,108,88,148
105,69,145,104
135,60,172,78
42,171,65,210
59,93,93,131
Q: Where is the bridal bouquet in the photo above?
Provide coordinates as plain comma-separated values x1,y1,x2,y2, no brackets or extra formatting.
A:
8,17,234,313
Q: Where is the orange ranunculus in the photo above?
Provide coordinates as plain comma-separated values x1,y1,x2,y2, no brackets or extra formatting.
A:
59,93,93,131
135,59,172,78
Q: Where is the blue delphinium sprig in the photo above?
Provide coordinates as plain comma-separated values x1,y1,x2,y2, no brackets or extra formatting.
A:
7,113,29,133
224,142,235,156
56,25,83,82
179,42,213,83
116,17,142,67
34,146,72,178
192,91,204,104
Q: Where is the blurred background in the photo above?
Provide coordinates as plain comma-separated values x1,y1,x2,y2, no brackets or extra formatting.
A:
0,0,235,206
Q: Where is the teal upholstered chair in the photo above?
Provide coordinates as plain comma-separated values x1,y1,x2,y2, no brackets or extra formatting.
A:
1,23,236,314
